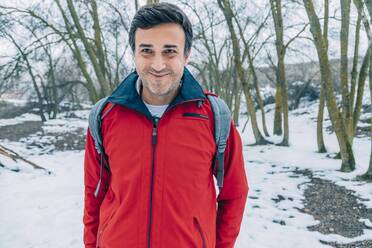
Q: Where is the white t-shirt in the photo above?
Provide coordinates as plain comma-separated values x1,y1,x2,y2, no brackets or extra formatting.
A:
144,103,168,118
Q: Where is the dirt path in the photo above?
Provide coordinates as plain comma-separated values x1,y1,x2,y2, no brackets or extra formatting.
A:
0,119,86,153
0,121,43,141
296,169,372,247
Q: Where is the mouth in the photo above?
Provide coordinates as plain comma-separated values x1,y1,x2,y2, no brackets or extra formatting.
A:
149,72,169,78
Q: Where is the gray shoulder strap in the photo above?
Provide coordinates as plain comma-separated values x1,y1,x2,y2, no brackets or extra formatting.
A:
88,97,117,198
207,94,231,188
88,96,109,155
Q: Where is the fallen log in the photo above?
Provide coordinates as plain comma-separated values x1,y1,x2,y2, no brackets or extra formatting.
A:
0,144,52,174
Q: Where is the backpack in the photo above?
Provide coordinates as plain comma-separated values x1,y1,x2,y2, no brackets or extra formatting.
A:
88,94,231,198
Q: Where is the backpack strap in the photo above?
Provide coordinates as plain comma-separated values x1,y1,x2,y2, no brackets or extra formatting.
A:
207,94,231,188
88,96,115,197
88,97,109,155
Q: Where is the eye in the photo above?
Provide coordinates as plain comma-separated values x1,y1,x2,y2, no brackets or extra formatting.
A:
164,49,177,55
141,48,153,54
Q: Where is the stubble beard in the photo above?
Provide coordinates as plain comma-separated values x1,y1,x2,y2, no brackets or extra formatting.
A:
141,73,181,98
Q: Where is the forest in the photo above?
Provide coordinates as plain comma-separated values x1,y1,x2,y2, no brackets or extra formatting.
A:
0,0,371,247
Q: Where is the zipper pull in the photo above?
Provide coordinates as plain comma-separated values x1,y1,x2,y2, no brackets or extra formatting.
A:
152,117,159,145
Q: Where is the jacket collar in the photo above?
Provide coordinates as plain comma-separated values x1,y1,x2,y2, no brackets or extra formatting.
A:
107,67,206,119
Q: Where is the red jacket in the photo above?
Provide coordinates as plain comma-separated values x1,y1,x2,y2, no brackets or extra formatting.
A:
83,68,249,248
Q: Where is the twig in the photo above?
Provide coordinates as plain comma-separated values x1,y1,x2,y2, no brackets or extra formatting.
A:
0,144,52,174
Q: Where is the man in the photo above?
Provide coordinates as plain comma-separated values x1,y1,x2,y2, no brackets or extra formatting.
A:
83,3,248,248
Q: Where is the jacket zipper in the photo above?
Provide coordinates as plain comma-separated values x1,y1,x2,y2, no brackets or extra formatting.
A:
147,117,159,248
194,218,207,248
147,99,204,248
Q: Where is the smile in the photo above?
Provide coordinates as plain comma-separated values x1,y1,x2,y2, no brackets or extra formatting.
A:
150,72,169,78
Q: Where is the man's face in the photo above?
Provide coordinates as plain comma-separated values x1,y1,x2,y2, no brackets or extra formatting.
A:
134,23,189,104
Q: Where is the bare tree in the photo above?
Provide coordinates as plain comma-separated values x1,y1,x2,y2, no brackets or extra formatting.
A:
269,0,290,146
317,0,329,153
232,7,271,136
182,0,243,125
1,31,47,121
217,0,270,145
339,0,353,141
360,0,372,180
290,64,319,110
350,0,371,143
135,0,139,11
364,48,372,180
0,0,132,103
303,0,356,172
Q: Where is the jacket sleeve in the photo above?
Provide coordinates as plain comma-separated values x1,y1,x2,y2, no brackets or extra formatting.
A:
83,129,108,248
216,121,249,248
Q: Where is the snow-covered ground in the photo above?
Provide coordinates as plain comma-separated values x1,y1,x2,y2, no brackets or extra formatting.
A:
0,99,371,248
236,100,372,247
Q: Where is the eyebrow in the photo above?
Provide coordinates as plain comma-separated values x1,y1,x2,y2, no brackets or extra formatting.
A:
139,44,153,48
138,44,178,49
164,45,178,49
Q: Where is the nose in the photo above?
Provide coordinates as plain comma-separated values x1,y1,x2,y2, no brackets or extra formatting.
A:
151,55,166,72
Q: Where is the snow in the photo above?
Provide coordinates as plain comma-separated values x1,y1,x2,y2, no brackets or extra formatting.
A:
0,113,41,127
0,98,371,247
41,111,89,134
0,151,84,248
234,99,372,247
0,98,28,106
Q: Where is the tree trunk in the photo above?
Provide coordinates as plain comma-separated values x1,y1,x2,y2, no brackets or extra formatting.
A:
25,56,47,122
7,34,47,122
303,0,355,172
277,56,289,146
352,0,372,140
232,10,270,136
65,0,110,97
46,47,58,119
53,0,99,102
359,0,372,180
217,0,269,144
361,44,372,180
135,0,139,11
340,0,353,142
233,91,242,125
365,0,372,19
273,86,283,135
91,0,110,93
349,6,362,116
317,85,327,152
352,48,370,136
317,0,329,153
232,67,241,125
270,0,289,146
292,78,312,109
249,55,270,136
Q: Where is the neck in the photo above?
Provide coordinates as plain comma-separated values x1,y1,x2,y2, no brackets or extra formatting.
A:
141,89,178,105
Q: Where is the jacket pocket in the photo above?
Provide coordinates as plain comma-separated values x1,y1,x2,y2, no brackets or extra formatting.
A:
194,217,207,248
183,112,209,120
97,209,117,248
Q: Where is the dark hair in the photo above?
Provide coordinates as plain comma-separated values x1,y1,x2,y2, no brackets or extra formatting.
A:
129,2,193,56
